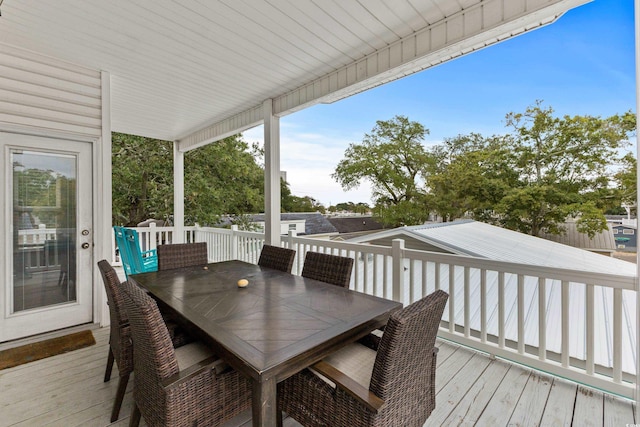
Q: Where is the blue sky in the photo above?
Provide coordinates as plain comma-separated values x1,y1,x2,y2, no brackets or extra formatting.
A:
244,0,635,206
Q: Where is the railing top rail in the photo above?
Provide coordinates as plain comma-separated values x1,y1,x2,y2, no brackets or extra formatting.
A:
289,235,394,256
165,226,636,290
402,246,636,290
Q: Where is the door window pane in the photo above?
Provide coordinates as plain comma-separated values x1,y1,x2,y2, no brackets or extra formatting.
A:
12,150,77,312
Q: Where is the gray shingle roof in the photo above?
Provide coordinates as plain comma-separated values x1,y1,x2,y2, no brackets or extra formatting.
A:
327,216,384,233
251,213,337,235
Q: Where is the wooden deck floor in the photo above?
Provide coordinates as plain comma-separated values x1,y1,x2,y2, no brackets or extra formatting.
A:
0,326,635,426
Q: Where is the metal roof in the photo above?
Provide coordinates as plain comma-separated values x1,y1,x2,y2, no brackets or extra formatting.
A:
539,221,616,252
0,0,589,148
351,220,636,276
350,220,637,374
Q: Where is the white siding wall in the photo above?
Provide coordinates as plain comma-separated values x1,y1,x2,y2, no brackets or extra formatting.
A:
0,44,110,327
0,44,102,136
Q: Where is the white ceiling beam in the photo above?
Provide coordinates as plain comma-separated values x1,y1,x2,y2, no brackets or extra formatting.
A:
177,104,263,152
177,0,590,152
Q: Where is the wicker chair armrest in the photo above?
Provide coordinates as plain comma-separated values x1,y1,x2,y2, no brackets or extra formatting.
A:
161,356,229,389
312,360,385,413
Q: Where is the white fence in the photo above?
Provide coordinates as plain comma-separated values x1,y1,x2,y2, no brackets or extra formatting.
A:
112,225,637,399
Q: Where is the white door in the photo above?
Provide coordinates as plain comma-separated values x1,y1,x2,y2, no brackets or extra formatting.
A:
0,132,93,342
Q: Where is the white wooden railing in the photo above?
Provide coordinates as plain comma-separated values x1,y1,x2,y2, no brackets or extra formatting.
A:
111,225,637,399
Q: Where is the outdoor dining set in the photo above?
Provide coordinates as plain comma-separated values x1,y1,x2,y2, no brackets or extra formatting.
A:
103,227,448,427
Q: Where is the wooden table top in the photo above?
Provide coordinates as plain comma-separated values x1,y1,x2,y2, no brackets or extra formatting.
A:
131,260,401,383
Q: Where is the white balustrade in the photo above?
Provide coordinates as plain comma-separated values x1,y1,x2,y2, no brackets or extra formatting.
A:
107,224,637,399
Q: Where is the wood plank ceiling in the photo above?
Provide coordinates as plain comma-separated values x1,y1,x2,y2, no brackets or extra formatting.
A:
0,0,590,149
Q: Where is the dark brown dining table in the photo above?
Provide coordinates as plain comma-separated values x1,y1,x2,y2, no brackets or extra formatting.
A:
131,260,401,427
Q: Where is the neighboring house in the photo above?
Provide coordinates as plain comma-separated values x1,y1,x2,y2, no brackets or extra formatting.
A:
327,216,385,241
251,213,338,239
611,223,638,252
606,215,633,225
538,221,616,256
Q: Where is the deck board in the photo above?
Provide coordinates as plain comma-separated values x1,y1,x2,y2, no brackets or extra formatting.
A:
573,386,604,427
508,371,553,426
426,353,493,425
604,392,635,427
0,327,635,427
438,359,511,426
473,363,532,425
539,378,577,426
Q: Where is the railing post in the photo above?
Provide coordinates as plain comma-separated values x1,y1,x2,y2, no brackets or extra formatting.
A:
287,230,297,249
391,239,405,304
561,280,570,368
148,223,158,251
231,225,239,260
287,230,299,274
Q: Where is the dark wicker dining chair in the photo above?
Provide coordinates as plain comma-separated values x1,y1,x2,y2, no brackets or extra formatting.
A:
301,251,354,288
97,260,193,422
121,279,252,427
157,242,208,271
258,244,296,273
278,289,449,427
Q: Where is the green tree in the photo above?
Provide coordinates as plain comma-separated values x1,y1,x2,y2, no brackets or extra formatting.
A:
612,153,637,213
112,133,264,226
499,102,634,236
112,133,173,226
334,202,355,212
330,202,370,214
427,134,518,222
184,136,264,225
281,180,325,213
354,202,370,214
426,102,635,236
333,116,434,227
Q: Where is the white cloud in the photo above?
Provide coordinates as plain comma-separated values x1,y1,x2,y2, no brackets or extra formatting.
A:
242,126,373,206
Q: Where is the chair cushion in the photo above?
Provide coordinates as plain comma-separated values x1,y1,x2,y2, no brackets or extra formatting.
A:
174,341,214,370
311,342,377,388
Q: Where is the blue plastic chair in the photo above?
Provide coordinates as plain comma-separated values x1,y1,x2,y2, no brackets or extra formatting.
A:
113,226,158,277
113,226,133,278
124,228,158,275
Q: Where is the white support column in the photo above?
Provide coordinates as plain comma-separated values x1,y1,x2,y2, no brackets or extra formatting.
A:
634,0,640,420
263,99,281,246
98,70,112,327
173,142,185,244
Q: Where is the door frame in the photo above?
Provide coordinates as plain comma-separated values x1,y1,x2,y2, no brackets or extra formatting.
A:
0,125,109,342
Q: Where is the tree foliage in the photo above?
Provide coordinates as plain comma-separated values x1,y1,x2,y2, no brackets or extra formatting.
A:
427,102,636,236
426,133,518,223
112,133,264,226
184,136,264,225
330,202,370,214
332,115,434,227
333,104,635,236
281,180,325,213
613,153,637,212
112,133,173,226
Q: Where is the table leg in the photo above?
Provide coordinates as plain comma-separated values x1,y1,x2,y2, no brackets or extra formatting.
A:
252,376,277,427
